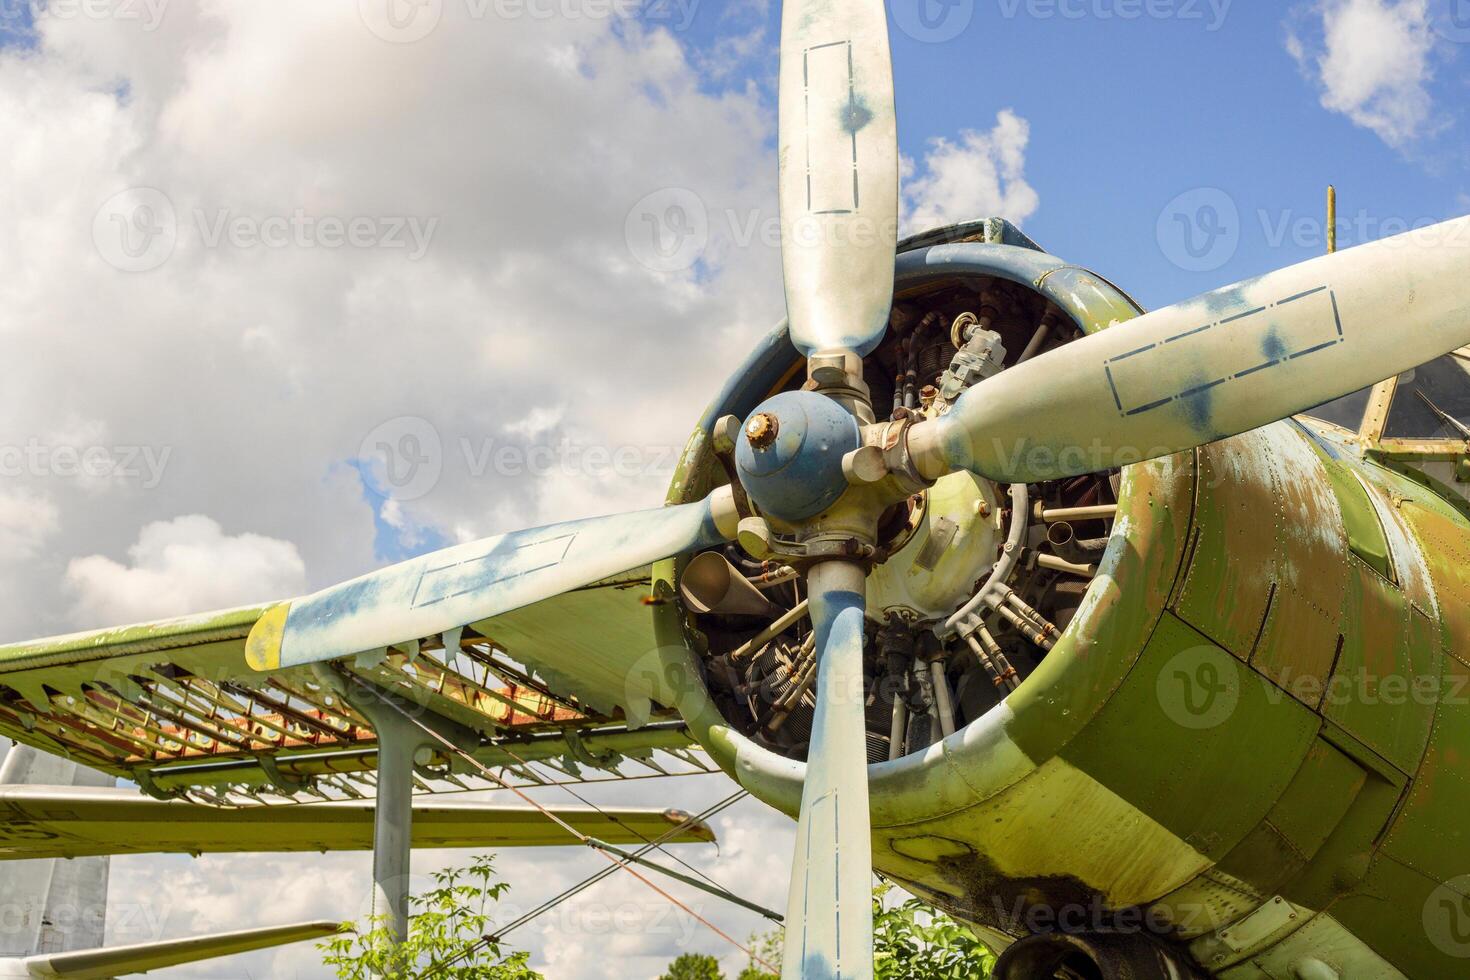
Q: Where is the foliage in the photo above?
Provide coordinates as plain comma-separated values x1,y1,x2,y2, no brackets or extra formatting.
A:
658,952,727,980
660,884,996,980
734,927,782,980
319,854,543,979
872,882,997,979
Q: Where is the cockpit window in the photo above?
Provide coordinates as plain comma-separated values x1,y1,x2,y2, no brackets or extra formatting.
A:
1382,353,1470,441
1305,386,1373,432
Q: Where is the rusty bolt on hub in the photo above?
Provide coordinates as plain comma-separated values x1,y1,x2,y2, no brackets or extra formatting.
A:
746,412,780,451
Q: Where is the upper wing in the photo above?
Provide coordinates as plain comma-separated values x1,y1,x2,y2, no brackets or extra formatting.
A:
22,920,340,979
0,785,713,860
0,568,707,802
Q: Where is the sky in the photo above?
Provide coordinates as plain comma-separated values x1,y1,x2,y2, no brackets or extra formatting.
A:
0,0,1466,976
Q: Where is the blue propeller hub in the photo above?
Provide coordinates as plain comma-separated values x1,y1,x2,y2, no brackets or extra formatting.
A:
735,390,861,523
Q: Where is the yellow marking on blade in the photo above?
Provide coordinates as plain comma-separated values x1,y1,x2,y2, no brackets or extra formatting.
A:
244,602,290,672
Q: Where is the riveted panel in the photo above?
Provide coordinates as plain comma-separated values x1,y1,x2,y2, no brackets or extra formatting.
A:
1062,614,1318,864
1332,855,1470,979
1173,429,1283,659
1251,428,1353,705
1324,560,1439,775
1381,650,1470,883
1266,739,1368,861
1397,498,1470,669
1314,446,1394,581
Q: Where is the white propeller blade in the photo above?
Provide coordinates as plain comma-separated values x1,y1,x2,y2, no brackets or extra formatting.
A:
781,560,874,980
246,490,737,671
778,0,899,358
919,215,1470,483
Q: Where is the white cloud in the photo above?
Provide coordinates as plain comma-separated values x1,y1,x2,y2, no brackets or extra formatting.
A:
902,109,1040,235
65,515,306,626
1287,0,1437,148
0,490,60,561
0,4,793,977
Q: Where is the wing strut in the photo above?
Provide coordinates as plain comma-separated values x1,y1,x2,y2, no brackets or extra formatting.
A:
342,673,779,975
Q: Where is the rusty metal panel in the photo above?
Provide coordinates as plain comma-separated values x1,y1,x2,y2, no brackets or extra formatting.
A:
1173,429,1281,659
1250,429,1353,705
1381,649,1470,884
1264,739,1368,862
1061,613,1318,864
1323,559,1438,775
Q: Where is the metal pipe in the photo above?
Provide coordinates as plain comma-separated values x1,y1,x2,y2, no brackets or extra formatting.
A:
1036,504,1117,524
975,624,1021,692
887,698,909,760
750,566,799,589
943,482,1029,638
728,600,810,662
963,634,1005,690
1037,553,1097,578
996,604,1056,652
1017,320,1051,364
929,662,956,738
586,839,783,922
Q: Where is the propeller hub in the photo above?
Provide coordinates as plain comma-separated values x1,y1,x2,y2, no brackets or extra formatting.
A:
735,391,861,523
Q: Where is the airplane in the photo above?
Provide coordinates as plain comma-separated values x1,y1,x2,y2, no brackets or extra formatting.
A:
4,1,1470,978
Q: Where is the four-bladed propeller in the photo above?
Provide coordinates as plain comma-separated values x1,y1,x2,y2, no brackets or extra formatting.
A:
242,2,1470,976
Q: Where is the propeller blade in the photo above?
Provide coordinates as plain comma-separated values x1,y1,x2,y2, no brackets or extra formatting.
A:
778,0,899,358
781,559,873,980
918,215,1470,483
245,490,738,671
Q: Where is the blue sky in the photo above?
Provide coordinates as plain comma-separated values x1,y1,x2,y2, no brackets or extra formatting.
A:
652,0,1470,311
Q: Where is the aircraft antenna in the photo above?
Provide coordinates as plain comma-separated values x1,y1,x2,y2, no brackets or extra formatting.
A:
1328,184,1337,254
